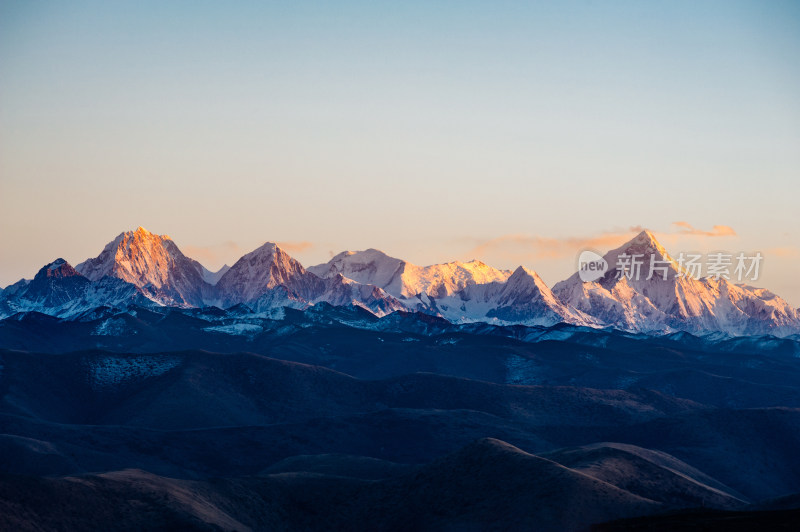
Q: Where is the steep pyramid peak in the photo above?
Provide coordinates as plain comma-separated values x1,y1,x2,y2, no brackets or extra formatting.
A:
74,227,206,307
102,227,173,254
224,241,306,276
504,266,551,295
248,242,280,255
620,229,669,256
213,240,317,307
78,227,180,275
588,229,685,286
130,226,170,241
590,229,677,275
509,265,540,280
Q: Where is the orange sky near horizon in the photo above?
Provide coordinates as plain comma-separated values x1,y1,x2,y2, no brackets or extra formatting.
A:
1,2,798,305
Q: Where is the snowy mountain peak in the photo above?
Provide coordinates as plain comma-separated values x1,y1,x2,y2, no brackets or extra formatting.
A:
309,250,511,301
37,258,82,279
253,242,279,254
75,227,206,306
308,249,405,294
226,242,290,269
463,259,491,269
509,265,538,279
5,226,798,337
581,230,683,289
212,242,321,307
355,248,391,259
631,228,659,246
427,262,591,327
614,230,674,263
503,266,562,305
553,229,800,336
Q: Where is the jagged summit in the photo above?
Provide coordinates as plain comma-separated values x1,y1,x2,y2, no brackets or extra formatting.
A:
134,226,156,236
213,242,318,306
309,249,511,300
2,226,798,336
601,230,680,278
553,230,800,336
75,227,207,307
630,229,660,246
4,256,148,318
509,265,539,279
431,263,593,327
47,257,67,268
37,258,82,279
211,242,403,315
309,249,405,291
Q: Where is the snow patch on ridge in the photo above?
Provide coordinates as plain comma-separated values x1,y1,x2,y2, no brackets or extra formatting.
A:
92,317,129,336
204,323,263,336
84,355,181,389
309,249,512,300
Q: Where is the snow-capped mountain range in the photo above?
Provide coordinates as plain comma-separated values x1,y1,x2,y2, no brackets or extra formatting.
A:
552,230,800,337
75,227,208,307
2,227,799,337
307,249,512,300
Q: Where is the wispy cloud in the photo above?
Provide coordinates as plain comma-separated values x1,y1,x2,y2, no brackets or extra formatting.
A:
465,223,738,266
672,221,737,237
183,240,315,267
182,241,244,268
767,246,800,258
278,241,314,253
467,230,637,262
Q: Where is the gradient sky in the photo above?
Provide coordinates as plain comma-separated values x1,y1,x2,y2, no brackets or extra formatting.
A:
1,1,799,304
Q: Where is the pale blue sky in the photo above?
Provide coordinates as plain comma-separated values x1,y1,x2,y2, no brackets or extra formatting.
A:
1,1,798,303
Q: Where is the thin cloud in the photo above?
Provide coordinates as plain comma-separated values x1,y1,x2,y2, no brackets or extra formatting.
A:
767,246,800,258
185,240,314,267
466,230,636,262
182,241,244,268
673,221,737,237
278,241,314,253
466,223,738,265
